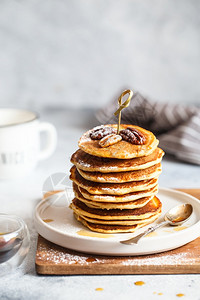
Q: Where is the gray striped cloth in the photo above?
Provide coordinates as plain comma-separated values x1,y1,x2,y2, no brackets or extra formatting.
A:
96,91,200,165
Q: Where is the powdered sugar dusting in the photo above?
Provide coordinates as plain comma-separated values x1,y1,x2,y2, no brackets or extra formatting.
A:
36,241,197,267
122,251,195,266
36,243,101,265
79,125,110,143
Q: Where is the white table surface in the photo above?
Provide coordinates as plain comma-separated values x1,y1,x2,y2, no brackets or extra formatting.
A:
1,108,200,300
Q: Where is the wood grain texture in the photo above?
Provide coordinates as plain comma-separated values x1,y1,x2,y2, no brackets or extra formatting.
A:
35,189,200,275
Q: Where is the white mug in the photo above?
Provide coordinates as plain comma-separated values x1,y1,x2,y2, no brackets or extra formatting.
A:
0,108,57,179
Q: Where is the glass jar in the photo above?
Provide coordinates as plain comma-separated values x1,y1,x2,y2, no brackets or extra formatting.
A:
0,214,30,275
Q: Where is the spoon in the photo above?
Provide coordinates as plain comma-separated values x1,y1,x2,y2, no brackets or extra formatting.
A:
120,203,193,245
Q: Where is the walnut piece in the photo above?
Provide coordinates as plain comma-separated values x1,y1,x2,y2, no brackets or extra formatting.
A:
99,134,122,148
90,126,117,140
120,127,146,145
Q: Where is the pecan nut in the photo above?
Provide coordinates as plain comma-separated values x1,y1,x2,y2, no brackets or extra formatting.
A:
99,134,122,148
90,126,117,140
120,127,146,145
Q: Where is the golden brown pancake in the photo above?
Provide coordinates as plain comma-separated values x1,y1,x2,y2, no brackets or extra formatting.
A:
70,122,164,233
76,163,162,183
77,210,161,225
78,124,159,159
78,185,158,202
70,166,158,195
75,213,140,233
70,196,162,220
71,148,164,173
74,212,161,233
73,183,153,209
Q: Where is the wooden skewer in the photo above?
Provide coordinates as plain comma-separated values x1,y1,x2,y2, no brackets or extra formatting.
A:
114,89,133,134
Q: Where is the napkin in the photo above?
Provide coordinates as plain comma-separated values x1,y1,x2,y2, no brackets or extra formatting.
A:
96,91,200,165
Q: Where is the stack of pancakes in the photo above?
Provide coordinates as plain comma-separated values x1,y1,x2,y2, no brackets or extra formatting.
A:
70,124,164,233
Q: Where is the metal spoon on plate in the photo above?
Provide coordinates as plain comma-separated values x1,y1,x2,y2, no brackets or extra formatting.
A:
120,203,193,245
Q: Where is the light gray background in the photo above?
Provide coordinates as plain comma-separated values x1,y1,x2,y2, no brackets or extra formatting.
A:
0,0,200,110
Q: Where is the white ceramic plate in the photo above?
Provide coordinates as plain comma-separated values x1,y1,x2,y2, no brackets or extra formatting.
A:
34,188,200,256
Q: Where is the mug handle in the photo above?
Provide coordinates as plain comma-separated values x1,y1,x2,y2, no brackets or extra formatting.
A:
38,122,57,160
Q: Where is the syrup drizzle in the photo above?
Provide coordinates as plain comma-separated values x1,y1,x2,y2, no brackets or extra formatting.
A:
134,281,145,286
43,219,54,223
86,257,97,262
77,230,113,238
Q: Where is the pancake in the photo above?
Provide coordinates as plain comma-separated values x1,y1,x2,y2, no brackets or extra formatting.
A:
78,185,158,202
70,166,158,195
75,213,140,233
76,163,162,183
73,183,153,209
78,124,159,159
74,212,161,233
77,210,161,225
70,120,164,234
70,196,162,220
71,148,164,173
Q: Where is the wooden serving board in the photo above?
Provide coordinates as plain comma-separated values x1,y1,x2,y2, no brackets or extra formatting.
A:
35,189,200,275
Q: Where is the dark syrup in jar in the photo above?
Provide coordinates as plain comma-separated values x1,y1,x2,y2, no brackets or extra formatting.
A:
0,237,22,263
